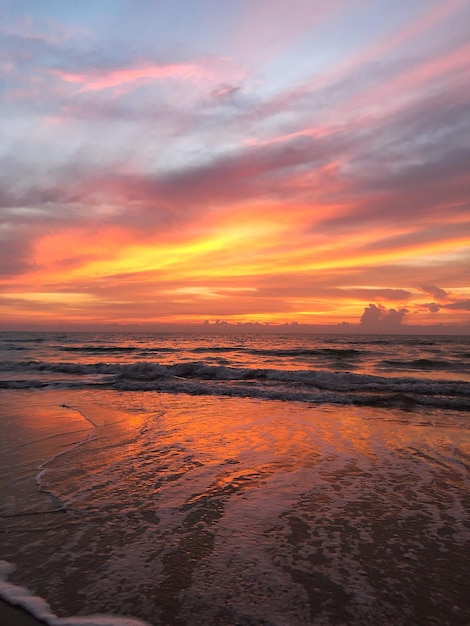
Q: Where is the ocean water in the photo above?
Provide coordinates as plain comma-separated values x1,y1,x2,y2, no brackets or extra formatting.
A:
0,332,469,625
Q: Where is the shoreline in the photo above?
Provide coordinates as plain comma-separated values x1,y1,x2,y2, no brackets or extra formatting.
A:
0,598,49,626
1,389,468,625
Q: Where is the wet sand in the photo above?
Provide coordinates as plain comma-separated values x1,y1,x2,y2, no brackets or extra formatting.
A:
0,598,48,626
1,389,469,625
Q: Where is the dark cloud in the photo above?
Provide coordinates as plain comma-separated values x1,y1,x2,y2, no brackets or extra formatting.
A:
423,303,441,313
353,288,410,301
443,300,470,311
212,85,241,100
77,131,349,226
420,285,448,300
309,75,470,232
0,233,35,277
360,304,408,330
360,224,468,254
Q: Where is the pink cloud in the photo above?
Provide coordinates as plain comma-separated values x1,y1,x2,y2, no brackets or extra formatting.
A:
337,0,468,78
377,42,469,97
51,62,215,92
243,2,469,140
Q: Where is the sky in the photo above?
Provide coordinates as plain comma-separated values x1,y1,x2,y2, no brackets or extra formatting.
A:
1,0,469,332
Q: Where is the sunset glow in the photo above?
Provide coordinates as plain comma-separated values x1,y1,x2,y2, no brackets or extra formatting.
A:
1,1,469,332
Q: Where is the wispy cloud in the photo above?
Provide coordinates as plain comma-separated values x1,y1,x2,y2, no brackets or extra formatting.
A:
0,0,469,329
50,62,217,92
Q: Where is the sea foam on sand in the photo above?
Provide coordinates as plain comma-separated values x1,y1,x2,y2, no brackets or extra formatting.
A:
0,561,151,626
1,388,468,625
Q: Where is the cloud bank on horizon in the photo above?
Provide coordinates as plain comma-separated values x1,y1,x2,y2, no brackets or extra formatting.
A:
0,0,469,331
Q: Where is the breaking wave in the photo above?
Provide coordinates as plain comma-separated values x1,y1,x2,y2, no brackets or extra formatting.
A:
1,359,469,410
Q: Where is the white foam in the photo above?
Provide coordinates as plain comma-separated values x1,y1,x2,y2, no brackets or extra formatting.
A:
2,358,469,409
0,561,152,626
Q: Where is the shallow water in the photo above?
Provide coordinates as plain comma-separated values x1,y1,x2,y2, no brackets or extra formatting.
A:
1,387,469,625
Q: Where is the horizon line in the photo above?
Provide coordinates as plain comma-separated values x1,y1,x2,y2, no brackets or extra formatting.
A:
1,320,469,336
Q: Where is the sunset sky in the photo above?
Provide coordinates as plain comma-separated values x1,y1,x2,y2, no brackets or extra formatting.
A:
1,0,469,331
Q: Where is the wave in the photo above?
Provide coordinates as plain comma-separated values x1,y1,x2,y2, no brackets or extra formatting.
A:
8,336,49,342
250,347,363,358
53,345,366,358
1,359,469,410
190,345,246,353
59,345,142,353
0,561,151,626
380,358,470,372
55,345,181,358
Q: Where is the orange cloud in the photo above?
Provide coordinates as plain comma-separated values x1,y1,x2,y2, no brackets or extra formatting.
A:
3,190,468,328
1,2,469,331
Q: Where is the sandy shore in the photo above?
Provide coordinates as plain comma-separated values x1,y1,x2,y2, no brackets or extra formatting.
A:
1,389,468,625
0,598,49,626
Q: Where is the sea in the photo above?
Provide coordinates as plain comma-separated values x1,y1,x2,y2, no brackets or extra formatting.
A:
0,331,469,625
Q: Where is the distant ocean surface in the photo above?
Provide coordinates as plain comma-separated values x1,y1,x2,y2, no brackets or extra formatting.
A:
0,332,469,625
1,331,470,408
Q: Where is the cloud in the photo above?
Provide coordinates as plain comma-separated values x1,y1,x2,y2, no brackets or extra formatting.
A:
420,285,448,300
72,131,348,226
1,2,469,328
360,304,408,330
212,85,240,100
346,288,411,302
423,303,441,313
443,300,470,311
51,62,216,93
0,232,35,277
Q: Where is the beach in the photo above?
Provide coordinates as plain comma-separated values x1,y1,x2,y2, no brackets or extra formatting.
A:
0,599,49,626
1,387,468,625
0,332,469,625
2,0,470,620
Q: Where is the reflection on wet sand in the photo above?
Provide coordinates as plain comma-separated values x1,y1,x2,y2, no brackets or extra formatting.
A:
0,390,468,625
